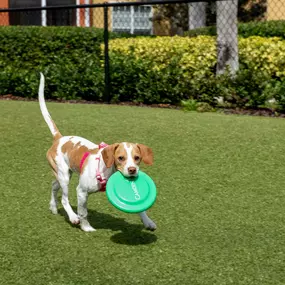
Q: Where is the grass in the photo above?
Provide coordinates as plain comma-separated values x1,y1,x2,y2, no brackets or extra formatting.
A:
2,100,285,284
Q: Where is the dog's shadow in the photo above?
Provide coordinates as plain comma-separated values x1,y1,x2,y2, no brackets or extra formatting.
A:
59,208,157,246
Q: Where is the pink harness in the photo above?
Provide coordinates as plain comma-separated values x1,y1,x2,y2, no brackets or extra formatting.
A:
79,142,109,192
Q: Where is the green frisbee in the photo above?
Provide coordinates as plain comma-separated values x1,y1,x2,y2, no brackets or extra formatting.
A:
106,171,157,213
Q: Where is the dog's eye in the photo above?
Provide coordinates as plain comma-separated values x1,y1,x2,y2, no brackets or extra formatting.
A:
134,156,140,161
118,156,125,162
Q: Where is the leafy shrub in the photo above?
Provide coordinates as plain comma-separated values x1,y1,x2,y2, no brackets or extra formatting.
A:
185,26,217,37
181,99,199,111
181,99,214,112
109,36,217,104
1,64,105,100
215,69,273,108
239,36,285,78
262,79,285,112
239,21,285,39
0,26,148,100
109,36,285,107
0,26,105,100
0,26,103,68
185,20,285,39
2,25,285,111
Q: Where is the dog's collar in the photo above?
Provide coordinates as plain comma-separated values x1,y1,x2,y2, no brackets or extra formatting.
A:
80,142,109,192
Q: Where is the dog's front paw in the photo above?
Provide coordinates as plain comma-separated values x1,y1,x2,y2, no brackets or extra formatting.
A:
70,214,80,225
49,204,58,215
144,220,157,231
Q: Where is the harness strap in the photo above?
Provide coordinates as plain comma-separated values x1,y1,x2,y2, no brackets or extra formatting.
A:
80,152,90,173
95,156,107,192
96,142,109,191
79,142,109,192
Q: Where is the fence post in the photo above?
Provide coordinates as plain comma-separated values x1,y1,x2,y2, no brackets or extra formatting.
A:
104,5,111,103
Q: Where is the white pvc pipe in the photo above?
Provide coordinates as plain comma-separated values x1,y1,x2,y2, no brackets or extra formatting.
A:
85,0,90,27
130,6,134,34
41,0,47,26
76,0,80,26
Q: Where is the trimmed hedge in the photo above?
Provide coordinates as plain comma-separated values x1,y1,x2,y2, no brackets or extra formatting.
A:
185,20,285,39
0,26,106,100
0,26,104,68
0,26,151,100
2,25,285,111
109,36,216,104
109,36,285,109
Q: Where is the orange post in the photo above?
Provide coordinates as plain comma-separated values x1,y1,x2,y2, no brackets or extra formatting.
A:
0,0,9,26
80,0,85,26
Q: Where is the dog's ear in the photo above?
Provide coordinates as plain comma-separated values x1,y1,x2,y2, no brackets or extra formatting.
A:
102,143,119,168
137,144,153,165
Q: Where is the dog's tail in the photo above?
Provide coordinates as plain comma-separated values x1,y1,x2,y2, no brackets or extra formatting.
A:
38,73,62,141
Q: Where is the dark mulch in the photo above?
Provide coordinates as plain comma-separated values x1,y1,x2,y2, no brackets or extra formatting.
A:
223,108,285,118
1,94,285,118
0,94,181,110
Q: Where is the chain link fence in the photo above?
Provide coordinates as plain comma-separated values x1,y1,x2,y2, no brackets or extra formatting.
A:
0,0,285,101
1,1,283,35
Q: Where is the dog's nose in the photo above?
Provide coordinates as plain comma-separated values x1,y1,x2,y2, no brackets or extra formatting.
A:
128,167,137,175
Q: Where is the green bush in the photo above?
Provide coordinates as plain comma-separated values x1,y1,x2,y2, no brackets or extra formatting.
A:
215,69,273,108
0,26,105,100
2,25,285,111
109,36,285,108
239,21,285,39
181,99,214,112
0,26,104,68
185,20,285,39
262,79,285,112
185,26,217,37
109,36,217,104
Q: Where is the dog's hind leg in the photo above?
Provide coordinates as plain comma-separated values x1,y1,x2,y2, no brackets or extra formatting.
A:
139,211,157,231
47,153,61,215
57,164,79,225
49,170,72,214
77,185,95,232
50,179,60,214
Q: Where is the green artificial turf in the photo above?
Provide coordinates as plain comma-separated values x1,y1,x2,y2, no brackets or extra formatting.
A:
2,100,285,284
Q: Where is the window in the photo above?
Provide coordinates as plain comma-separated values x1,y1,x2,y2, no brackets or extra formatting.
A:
133,6,152,35
112,5,152,35
9,0,42,25
46,0,76,26
9,0,76,26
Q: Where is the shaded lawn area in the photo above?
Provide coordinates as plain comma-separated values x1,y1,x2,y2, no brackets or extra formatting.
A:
1,100,285,285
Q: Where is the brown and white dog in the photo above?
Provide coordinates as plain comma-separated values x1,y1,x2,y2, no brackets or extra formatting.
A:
39,73,156,232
